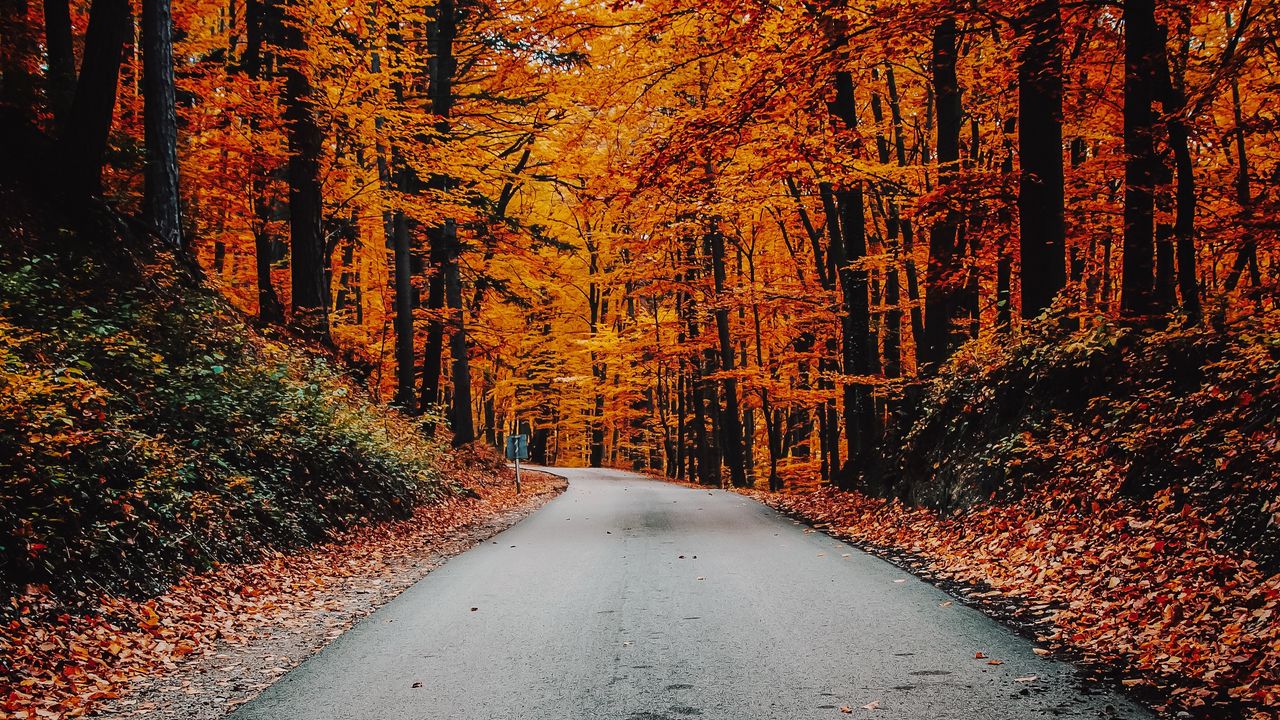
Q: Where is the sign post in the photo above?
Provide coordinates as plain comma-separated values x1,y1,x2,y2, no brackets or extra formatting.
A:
505,433,529,494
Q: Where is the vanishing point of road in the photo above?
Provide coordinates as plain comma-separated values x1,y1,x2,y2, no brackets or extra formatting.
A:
233,467,1152,720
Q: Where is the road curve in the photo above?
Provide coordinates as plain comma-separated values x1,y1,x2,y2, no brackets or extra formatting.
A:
232,467,1151,720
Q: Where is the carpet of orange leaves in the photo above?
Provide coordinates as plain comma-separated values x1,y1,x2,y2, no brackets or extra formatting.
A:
748,476,1280,719
0,470,563,719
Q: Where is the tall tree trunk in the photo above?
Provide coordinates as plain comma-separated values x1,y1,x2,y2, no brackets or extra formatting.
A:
828,68,878,489
421,0,465,426
884,65,926,369
142,0,182,247
391,210,416,409
278,0,329,341
1018,0,1066,318
1120,0,1159,317
1223,72,1257,295
870,71,902,378
923,18,963,368
442,220,475,445
243,0,285,324
43,0,76,128
707,225,748,487
420,236,446,412
1154,22,1201,323
65,0,131,201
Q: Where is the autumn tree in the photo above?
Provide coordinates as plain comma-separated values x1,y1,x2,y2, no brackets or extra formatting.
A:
142,0,183,246
1017,0,1066,318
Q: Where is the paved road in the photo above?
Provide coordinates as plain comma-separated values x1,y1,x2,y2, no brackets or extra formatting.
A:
233,468,1151,720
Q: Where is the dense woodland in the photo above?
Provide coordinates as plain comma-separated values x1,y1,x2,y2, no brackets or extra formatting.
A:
1,0,1280,716
1,0,1276,487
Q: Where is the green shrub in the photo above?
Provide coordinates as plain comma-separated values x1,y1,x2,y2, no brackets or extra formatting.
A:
0,251,454,601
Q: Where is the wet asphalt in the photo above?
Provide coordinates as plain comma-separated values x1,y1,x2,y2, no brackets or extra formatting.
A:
231,467,1152,720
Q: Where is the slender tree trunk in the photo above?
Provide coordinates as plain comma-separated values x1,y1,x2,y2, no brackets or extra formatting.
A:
923,18,963,368
392,210,416,409
142,0,182,247
43,0,76,128
827,69,878,489
870,72,902,378
1018,0,1067,318
1152,23,1201,323
66,0,131,201
421,0,469,427
884,65,925,368
1120,0,1159,317
420,236,446,411
1224,74,1256,294
708,225,748,487
278,0,329,341
242,0,285,324
442,220,475,445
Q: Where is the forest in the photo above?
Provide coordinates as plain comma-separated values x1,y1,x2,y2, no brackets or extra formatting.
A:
0,0,1278,717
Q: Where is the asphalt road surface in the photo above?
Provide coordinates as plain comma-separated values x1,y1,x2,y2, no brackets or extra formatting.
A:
233,467,1152,720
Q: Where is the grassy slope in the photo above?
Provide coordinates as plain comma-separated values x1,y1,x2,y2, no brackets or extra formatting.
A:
0,184,455,602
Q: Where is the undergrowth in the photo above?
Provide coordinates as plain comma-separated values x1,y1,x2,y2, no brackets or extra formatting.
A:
0,193,455,602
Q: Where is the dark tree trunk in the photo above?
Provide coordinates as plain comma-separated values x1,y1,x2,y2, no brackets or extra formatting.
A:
1155,223,1176,309
708,226,748,487
420,0,465,424
923,18,963,368
243,0,285,324
1224,74,1256,294
65,0,131,201
442,220,475,445
142,0,182,247
392,210,416,409
827,69,878,489
420,236,446,412
884,65,926,367
278,0,329,342
1018,0,1067,318
1153,23,1201,323
43,0,76,128
870,71,902,378
1120,0,1160,317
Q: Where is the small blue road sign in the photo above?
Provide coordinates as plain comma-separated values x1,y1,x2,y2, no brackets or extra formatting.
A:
505,434,529,461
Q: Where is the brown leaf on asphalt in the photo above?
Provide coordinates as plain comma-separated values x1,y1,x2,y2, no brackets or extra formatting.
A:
862,700,880,710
